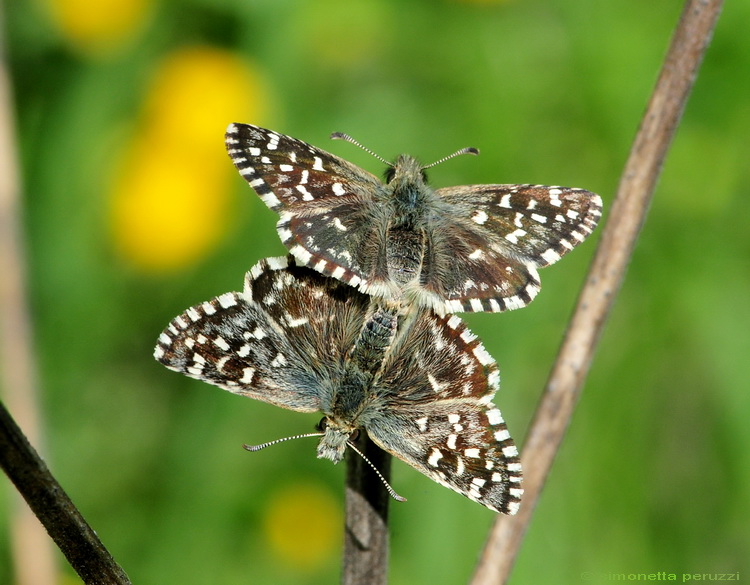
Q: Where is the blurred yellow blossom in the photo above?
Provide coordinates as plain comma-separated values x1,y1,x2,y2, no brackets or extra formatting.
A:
45,0,152,55
262,482,341,570
110,46,271,272
142,48,270,157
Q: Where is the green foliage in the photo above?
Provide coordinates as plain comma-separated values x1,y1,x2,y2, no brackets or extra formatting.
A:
2,0,748,583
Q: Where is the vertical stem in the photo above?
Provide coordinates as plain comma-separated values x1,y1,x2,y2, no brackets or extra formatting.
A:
342,431,391,585
470,1,724,584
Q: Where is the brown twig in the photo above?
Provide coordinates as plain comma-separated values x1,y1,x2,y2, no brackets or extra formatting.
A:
470,1,724,584
0,400,133,585
342,432,391,585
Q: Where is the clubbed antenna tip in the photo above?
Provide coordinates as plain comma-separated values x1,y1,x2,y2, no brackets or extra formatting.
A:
423,146,479,169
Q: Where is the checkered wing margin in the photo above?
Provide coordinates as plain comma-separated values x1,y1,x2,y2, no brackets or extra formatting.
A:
366,313,523,514
154,256,369,413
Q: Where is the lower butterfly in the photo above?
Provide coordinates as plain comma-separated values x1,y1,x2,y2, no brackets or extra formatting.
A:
154,256,522,514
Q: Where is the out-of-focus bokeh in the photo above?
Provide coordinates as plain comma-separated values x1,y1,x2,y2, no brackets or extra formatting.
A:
1,0,748,583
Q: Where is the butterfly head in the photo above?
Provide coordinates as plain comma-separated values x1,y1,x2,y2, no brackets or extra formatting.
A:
385,154,428,190
315,417,359,464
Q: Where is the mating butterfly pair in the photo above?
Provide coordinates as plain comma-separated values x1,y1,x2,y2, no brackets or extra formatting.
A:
155,123,602,513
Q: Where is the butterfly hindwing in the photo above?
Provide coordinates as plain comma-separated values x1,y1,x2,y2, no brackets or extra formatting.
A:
366,312,522,514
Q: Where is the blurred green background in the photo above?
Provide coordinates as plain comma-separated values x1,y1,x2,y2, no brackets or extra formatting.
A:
2,0,748,583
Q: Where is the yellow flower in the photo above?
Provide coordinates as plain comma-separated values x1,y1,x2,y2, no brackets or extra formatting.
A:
110,46,271,272
45,0,152,55
262,482,342,570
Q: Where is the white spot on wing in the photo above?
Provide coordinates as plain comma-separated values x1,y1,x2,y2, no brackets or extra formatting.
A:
486,409,503,425
472,210,489,224
502,445,519,457
290,245,313,264
217,293,237,309
472,344,494,366
505,228,527,244
494,429,511,442
213,336,230,351
296,185,314,201
240,368,255,384
541,249,561,264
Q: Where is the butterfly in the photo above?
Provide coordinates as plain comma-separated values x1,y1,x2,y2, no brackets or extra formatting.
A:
154,256,523,514
226,123,602,314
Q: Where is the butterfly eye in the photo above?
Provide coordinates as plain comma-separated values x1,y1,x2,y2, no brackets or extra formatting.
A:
316,418,328,432
349,429,360,442
384,166,396,183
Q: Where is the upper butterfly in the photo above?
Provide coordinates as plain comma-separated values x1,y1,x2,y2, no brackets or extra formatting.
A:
225,123,602,315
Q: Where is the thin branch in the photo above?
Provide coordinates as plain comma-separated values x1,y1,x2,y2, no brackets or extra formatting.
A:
342,432,391,585
470,1,724,584
0,401,133,585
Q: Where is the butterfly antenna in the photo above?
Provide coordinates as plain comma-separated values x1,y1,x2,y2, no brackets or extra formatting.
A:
244,432,323,452
330,132,391,166
346,440,407,502
422,146,479,170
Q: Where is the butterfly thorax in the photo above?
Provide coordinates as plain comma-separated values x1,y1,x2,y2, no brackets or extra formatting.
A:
384,156,432,285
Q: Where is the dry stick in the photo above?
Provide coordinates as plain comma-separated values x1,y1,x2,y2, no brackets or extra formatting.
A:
471,1,724,584
342,432,392,585
0,401,133,585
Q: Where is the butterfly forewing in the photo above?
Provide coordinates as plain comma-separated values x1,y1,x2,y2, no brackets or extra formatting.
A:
225,123,382,209
154,257,367,413
226,123,389,288
366,312,522,514
437,183,603,268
